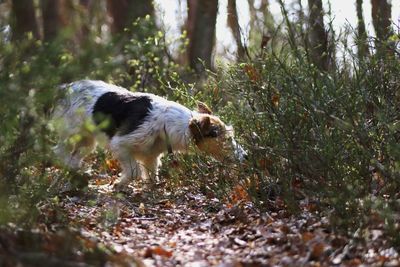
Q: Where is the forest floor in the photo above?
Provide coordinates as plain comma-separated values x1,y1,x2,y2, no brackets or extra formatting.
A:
1,168,400,267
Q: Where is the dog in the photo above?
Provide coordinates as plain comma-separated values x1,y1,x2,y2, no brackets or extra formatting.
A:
52,80,247,188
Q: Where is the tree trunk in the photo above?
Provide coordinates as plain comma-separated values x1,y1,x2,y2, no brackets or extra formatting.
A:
41,0,69,42
247,0,274,52
106,0,154,34
356,0,369,60
187,0,218,74
227,0,245,60
77,0,92,42
11,0,40,40
308,0,328,71
371,0,392,57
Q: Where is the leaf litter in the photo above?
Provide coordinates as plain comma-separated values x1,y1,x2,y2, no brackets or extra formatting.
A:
1,171,400,266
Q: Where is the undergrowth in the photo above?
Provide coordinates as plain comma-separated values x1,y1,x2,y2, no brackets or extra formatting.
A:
1,10,400,244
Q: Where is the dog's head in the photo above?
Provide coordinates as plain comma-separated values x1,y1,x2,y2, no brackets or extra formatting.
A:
189,102,247,162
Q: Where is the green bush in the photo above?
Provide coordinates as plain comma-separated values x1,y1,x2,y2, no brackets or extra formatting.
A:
204,23,400,233
0,16,190,223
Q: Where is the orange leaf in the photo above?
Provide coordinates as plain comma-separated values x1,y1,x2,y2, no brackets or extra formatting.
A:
231,185,250,204
302,232,314,242
271,93,280,107
348,258,362,266
243,64,260,82
144,246,173,258
310,242,325,260
94,178,111,186
106,159,120,171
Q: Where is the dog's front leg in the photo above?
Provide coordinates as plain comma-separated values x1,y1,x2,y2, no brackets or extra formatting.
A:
140,155,161,186
111,145,141,190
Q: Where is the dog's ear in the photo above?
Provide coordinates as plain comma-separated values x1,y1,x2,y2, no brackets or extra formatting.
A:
189,116,211,143
197,102,213,114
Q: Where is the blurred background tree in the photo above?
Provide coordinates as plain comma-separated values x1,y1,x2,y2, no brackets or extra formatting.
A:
307,0,329,70
371,0,393,58
106,0,154,35
227,0,245,60
356,0,369,60
10,0,39,40
186,0,218,75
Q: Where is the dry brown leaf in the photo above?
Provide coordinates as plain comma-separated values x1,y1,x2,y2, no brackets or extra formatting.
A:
302,232,315,242
144,246,173,258
105,158,120,171
347,258,362,266
310,242,325,260
243,64,260,82
271,92,280,107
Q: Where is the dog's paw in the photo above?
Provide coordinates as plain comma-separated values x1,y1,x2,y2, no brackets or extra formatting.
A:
113,181,130,192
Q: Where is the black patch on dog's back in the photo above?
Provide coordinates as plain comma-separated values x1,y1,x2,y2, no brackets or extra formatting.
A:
92,91,152,137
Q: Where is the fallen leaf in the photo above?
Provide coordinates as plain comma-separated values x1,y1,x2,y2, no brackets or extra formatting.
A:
302,232,315,242
310,242,325,260
233,238,247,247
144,246,173,258
105,158,120,173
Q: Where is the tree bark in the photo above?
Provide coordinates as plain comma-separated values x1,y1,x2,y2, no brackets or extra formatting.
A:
106,0,154,34
227,0,245,60
356,0,369,60
247,0,274,52
41,0,69,42
308,0,328,71
187,0,218,74
371,0,392,57
11,0,40,40
79,0,91,40
371,0,392,41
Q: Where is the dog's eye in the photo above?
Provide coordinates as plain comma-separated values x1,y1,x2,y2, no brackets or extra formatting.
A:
207,129,218,138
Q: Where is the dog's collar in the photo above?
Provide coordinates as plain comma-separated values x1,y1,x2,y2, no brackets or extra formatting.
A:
164,125,173,155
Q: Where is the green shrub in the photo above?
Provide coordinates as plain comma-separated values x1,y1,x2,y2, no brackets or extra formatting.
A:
203,23,400,233
0,16,189,223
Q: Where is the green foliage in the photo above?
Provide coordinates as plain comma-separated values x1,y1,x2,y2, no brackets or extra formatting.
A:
202,26,400,235
0,15,188,225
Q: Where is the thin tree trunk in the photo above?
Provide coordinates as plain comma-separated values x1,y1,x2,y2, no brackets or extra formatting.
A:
41,0,66,42
11,0,40,40
248,0,257,37
187,0,218,74
308,0,328,71
371,0,393,57
107,0,154,34
77,0,92,42
356,0,369,60
227,0,245,60
247,0,274,51
259,0,274,32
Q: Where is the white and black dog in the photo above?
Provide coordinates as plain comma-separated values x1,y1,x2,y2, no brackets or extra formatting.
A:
52,80,247,188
